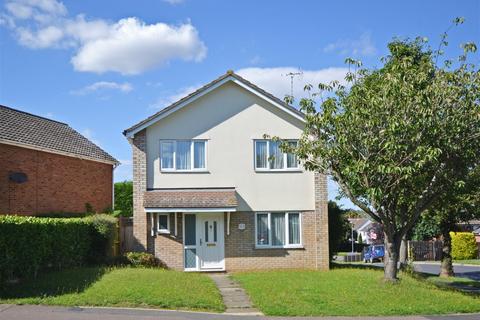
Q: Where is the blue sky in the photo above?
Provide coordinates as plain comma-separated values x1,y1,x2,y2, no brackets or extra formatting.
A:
1,0,478,209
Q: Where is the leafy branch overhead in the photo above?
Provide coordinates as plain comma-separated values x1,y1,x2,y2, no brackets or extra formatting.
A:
279,18,480,281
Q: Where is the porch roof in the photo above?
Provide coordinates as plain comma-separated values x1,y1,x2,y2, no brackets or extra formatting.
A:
143,188,237,212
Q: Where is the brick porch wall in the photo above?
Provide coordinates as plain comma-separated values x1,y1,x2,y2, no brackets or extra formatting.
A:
131,130,148,251
148,213,184,270
0,143,113,215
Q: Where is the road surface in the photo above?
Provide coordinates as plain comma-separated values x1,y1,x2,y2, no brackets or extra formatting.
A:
1,305,480,320
369,262,480,281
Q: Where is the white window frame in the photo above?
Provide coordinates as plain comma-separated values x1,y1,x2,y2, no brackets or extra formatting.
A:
157,213,170,234
254,139,300,171
254,212,303,249
160,140,207,172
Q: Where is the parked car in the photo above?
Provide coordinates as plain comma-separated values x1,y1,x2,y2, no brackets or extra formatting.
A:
363,244,385,263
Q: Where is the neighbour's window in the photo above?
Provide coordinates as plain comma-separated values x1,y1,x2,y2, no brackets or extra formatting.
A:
160,140,207,171
157,214,170,233
255,212,301,247
254,140,299,171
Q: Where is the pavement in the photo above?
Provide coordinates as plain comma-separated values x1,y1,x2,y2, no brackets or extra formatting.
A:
367,262,480,281
208,273,262,315
1,305,480,320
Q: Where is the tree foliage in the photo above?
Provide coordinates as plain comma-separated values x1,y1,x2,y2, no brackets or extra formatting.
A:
286,20,480,281
328,201,350,259
114,181,133,217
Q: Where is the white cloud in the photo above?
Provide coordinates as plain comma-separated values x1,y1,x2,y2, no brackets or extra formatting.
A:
150,85,200,109
71,18,207,74
323,32,377,57
236,67,349,100
80,128,101,146
163,0,185,5
249,55,261,65
16,25,63,48
2,0,207,74
71,81,133,95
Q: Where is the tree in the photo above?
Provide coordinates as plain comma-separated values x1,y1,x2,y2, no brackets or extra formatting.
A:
328,201,350,260
286,21,480,281
412,211,441,241
114,181,133,217
431,166,480,277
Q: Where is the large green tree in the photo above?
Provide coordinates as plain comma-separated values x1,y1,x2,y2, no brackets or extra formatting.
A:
431,166,480,277
288,22,480,281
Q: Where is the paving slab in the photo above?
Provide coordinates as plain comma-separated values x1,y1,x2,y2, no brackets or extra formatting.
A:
208,273,263,315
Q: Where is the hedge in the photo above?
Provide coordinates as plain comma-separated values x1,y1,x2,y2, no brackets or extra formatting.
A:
0,214,117,282
451,232,478,260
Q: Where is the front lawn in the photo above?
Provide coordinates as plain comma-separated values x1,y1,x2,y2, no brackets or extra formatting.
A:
455,259,480,265
0,267,224,312
232,268,480,316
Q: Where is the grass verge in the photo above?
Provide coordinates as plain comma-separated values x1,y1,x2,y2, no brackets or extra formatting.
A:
232,268,480,316
0,267,224,312
454,259,480,265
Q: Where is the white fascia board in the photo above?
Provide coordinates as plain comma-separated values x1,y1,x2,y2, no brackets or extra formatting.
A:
145,207,236,213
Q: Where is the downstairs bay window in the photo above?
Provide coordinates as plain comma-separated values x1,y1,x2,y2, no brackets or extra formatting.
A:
255,212,302,248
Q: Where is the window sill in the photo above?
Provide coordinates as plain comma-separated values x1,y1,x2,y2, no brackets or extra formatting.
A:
157,230,170,234
254,169,302,173
160,170,210,174
255,245,304,250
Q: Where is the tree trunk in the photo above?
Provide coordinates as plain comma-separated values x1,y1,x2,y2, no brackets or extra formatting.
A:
384,234,401,282
440,228,454,277
399,235,408,268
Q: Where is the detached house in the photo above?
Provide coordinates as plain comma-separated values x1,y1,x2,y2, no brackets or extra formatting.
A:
0,105,118,215
123,71,329,272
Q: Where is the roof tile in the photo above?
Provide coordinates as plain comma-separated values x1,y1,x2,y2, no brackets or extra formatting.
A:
0,105,118,164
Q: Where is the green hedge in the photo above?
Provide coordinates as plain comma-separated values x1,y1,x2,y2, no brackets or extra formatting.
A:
451,232,478,260
0,214,117,282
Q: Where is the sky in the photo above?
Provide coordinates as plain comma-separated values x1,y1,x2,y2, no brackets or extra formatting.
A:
0,0,479,209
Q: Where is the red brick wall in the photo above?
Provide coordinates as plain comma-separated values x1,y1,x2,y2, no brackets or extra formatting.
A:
0,143,113,215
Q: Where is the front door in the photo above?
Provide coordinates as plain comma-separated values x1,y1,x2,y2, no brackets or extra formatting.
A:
197,213,225,270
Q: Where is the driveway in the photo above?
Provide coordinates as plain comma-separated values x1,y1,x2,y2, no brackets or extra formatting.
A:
367,262,480,281
1,305,480,320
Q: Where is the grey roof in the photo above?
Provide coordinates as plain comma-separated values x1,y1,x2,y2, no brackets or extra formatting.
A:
349,218,372,231
144,188,238,208
0,105,118,164
123,70,305,136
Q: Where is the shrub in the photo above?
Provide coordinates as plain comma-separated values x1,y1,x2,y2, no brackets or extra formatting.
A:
451,232,478,260
125,252,165,268
86,214,118,263
0,214,118,283
114,181,133,217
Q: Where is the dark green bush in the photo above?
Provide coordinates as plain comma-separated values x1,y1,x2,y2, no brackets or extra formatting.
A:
124,252,165,268
0,214,117,283
86,214,117,263
114,181,133,217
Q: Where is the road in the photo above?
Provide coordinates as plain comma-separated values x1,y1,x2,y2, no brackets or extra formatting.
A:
369,262,480,281
1,305,480,320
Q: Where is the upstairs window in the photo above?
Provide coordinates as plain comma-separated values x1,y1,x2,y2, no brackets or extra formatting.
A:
160,140,207,171
255,140,299,171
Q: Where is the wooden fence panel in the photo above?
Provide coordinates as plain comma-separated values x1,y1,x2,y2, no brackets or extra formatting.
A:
408,240,443,261
119,217,134,254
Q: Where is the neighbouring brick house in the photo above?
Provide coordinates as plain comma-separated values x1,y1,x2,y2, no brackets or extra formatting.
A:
0,105,118,215
123,71,329,272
